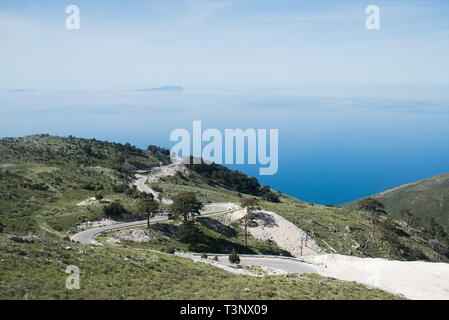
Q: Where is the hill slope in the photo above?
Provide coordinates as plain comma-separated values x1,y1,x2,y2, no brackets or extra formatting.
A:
0,234,401,300
1,134,448,299
342,172,449,229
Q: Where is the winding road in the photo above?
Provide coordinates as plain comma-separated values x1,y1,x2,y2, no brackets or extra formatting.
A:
216,255,317,274
71,158,236,244
134,174,173,204
69,160,449,299
70,203,236,244
236,256,316,274
70,159,316,274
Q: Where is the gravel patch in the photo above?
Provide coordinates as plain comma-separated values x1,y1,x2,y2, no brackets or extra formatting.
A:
110,228,153,243
220,209,323,257
303,254,449,300
76,218,119,231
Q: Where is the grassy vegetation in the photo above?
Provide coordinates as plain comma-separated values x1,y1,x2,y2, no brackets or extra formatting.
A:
150,175,241,204
0,134,169,171
185,159,280,202
0,235,403,300
265,197,449,262
144,174,449,263
343,172,449,230
0,163,153,236
0,135,168,236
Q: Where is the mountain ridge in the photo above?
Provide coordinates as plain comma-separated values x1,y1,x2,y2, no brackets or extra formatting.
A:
342,172,449,228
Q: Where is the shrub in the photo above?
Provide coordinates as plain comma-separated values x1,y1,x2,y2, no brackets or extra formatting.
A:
229,249,240,264
264,191,280,203
177,221,202,243
357,197,386,214
171,192,203,221
81,183,96,191
147,145,170,156
152,185,163,193
161,246,176,254
31,182,49,191
125,186,138,196
112,183,129,193
103,201,127,216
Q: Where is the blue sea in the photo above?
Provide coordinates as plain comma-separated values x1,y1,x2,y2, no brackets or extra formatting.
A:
1,87,449,205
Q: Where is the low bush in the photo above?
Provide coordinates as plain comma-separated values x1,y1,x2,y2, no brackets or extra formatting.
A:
229,249,240,264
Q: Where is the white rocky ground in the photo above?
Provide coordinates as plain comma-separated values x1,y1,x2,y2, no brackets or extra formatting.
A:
76,197,111,206
76,217,119,231
147,158,188,183
303,254,449,300
108,228,152,243
134,158,188,204
220,209,322,257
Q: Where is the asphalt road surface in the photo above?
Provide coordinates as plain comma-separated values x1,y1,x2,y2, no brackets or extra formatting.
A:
210,255,317,275
238,257,317,274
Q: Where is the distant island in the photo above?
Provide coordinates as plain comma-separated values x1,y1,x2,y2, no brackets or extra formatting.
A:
136,86,183,92
8,89,35,93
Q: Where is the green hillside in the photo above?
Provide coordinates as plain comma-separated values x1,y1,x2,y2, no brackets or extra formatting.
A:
0,234,401,300
342,172,449,230
1,134,448,299
0,135,169,235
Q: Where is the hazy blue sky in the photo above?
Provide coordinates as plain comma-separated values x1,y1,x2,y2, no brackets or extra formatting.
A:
1,0,449,90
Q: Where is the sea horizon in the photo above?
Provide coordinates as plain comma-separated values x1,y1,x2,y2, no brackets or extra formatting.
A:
2,86,449,205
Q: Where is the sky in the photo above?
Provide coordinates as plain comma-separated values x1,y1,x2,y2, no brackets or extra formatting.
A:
1,1,449,204
1,0,449,91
